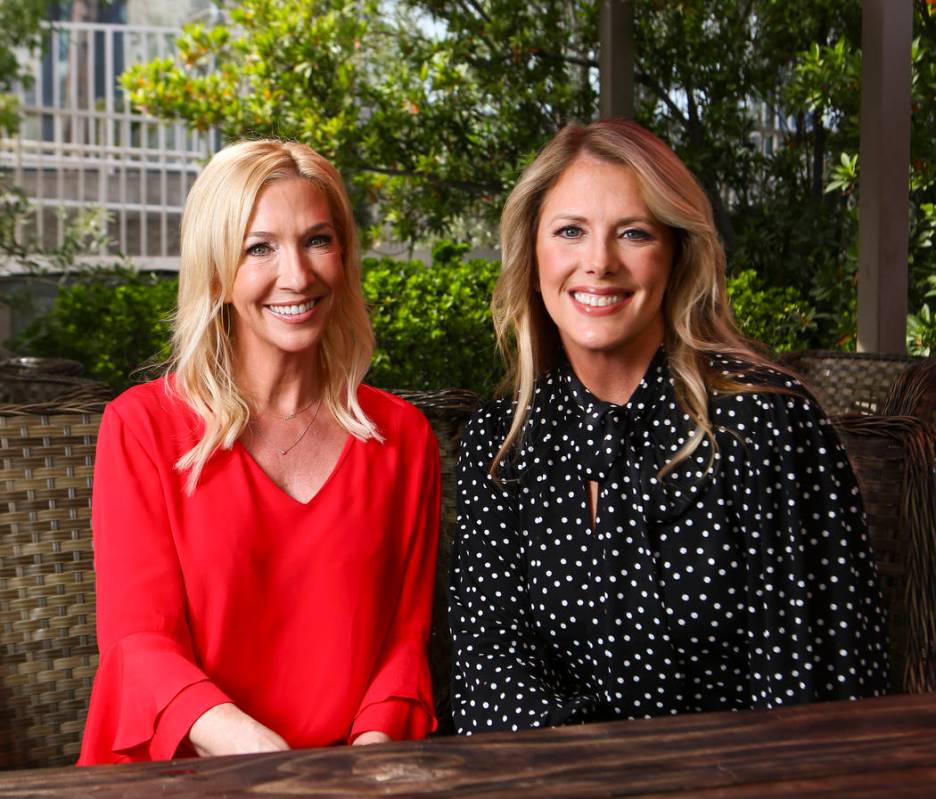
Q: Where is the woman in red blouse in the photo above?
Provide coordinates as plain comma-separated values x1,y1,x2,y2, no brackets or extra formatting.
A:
78,140,440,764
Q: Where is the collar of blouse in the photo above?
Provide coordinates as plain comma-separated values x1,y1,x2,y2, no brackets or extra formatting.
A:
560,347,669,483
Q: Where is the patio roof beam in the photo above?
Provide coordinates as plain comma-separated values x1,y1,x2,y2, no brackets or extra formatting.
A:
857,0,913,354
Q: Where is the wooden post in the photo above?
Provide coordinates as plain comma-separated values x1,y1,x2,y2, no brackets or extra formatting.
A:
599,0,634,120
857,0,912,354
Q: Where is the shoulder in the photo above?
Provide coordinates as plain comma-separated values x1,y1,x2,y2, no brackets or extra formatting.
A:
357,384,434,442
462,395,515,453
708,354,820,416
706,355,837,452
101,375,200,454
708,352,810,395
104,375,191,428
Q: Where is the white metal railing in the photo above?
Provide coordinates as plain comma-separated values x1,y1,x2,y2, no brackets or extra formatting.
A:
0,21,219,265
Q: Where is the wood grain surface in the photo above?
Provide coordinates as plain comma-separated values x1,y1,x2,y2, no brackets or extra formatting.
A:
2,692,935,798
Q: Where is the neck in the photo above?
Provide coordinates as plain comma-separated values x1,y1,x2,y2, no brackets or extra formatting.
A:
234,353,322,417
566,330,663,405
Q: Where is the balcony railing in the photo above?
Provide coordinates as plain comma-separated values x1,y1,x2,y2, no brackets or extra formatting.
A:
0,21,218,267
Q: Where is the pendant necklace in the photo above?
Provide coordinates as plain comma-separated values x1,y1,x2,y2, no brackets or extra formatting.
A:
250,398,323,456
274,396,318,421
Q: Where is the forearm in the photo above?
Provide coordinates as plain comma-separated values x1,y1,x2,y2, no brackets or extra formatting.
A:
188,703,290,757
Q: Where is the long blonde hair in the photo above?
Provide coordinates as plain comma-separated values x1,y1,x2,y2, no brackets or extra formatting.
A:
492,119,789,476
170,139,379,493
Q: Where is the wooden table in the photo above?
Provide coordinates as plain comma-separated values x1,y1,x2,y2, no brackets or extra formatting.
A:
2,692,936,797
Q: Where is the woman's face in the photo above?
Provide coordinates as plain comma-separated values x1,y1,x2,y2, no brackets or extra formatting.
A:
228,176,344,364
535,154,674,372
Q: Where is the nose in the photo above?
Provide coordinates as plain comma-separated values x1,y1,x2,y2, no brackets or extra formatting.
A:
584,233,620,278
276,244,314,291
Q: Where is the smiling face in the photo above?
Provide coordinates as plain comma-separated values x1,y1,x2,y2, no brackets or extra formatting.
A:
535,154,675,375
228,176,344,366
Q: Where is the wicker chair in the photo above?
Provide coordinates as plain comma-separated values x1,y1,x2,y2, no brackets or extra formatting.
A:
0,400,105,770
834,358,936,693
1,374,932,769
0,359,113,408
780,350,920,415
834,413,936,693
391,390,483,735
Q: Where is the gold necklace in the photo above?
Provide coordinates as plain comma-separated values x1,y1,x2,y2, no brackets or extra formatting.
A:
250,399,323,456
273,397,318,421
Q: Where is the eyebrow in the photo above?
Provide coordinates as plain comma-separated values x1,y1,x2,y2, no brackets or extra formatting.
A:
244,221,335,240
544,214,658,227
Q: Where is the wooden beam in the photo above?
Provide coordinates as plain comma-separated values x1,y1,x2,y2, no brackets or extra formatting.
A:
599,0,634,120
856,0,912,354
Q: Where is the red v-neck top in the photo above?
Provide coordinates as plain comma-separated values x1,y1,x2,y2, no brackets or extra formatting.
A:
78,377,440,765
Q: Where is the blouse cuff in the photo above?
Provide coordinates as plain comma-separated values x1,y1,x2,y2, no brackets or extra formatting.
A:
150,680,232,760
350,696,436,742
349,639,437,742
78,631,230,764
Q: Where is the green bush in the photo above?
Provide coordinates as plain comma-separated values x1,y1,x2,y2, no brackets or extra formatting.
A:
11,268,178,391
11,244,503,395
362,242,502,396
726,268,818,353
13,254,831,395
907,275,936,356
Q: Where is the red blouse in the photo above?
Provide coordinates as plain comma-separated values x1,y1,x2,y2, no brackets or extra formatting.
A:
78,378,440,765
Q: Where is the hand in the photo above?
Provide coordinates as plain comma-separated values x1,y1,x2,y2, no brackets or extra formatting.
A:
189,703,290,757
352,730,392,746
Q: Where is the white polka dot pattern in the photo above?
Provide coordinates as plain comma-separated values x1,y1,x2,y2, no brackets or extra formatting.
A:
448,349,890,734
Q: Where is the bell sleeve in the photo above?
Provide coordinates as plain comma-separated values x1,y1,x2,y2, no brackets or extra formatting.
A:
449,405,568,734
78,404,231,765
724,389,891,707
349,419,441,742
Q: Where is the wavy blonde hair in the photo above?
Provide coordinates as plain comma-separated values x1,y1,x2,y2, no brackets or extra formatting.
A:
492,119,791,476
169,139,379,493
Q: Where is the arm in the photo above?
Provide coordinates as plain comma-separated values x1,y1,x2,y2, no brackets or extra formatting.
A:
725,389,890,707
188,704,288,756
449,407,567,734
78,404,285,764
348,419,441,743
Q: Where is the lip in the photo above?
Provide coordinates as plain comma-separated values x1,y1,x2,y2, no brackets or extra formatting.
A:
568,287,635,316
263,297,324,324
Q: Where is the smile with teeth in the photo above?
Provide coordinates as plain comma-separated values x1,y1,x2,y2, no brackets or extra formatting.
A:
266,299,319,316
572,291,633,307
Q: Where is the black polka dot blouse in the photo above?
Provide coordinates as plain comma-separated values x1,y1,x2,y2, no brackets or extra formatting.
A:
449,349,889,734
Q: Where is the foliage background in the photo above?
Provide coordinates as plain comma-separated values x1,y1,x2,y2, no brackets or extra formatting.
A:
3,0,936,388
117,0,936,355
12,246,817,394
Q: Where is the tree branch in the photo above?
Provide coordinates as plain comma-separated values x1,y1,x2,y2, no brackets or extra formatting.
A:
636,69,688,126
530,49,598,69
457,0,491,26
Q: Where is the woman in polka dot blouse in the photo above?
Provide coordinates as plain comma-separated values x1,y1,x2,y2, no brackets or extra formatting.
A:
449,119,889,734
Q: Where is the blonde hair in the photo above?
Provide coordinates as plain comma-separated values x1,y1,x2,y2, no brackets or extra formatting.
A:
493,119,790,476
170,139,379,493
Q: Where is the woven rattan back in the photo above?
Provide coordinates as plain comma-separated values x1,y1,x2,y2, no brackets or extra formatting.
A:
882,358,936,424
780,350,919,415
0,404,104,770
393,389,482,735
834,413,936,693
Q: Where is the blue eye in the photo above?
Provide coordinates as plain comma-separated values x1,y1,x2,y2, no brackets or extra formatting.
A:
621,228,651,241
245,242,272,257
306,234,333,248
555,225,584,239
